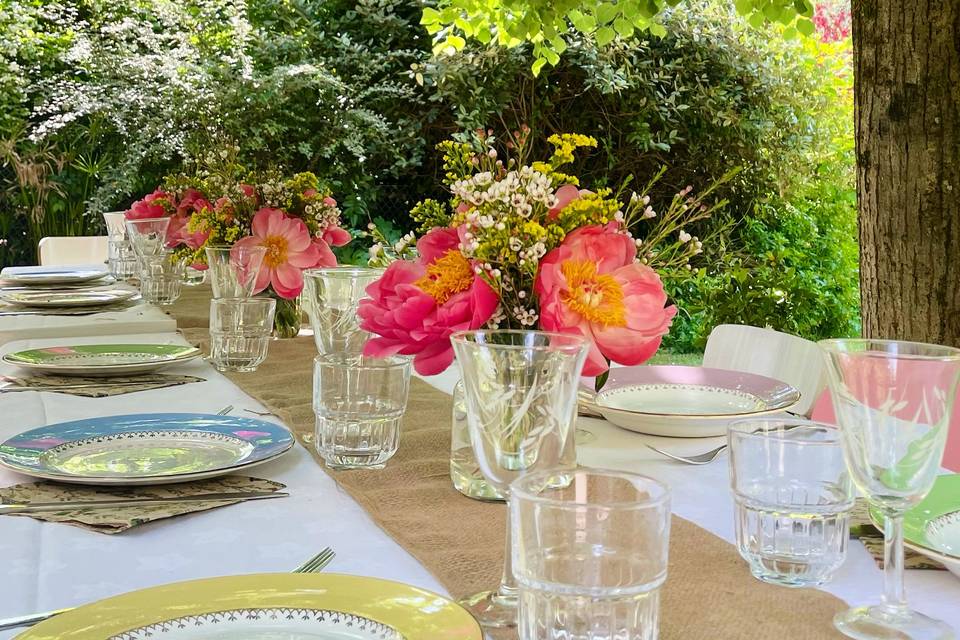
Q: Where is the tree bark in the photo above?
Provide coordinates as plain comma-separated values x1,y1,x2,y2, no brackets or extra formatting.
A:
854,0,960,346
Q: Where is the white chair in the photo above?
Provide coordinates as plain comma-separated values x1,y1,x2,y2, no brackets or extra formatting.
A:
38,236,109,266
702,324,828,417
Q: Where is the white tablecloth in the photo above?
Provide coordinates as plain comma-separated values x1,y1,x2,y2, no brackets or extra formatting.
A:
0,305,176,347
0,333,958,638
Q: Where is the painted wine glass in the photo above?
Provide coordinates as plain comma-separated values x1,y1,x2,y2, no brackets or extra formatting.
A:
450,329,588,632
821,338,960,640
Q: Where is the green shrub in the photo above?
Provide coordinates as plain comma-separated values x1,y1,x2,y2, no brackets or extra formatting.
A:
419,1,858,348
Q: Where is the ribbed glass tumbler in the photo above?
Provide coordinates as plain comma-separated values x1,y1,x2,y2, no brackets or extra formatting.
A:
511,468,671,640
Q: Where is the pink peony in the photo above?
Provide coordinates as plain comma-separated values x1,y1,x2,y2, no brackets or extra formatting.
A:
175,188,208,217
535,224,676,376
233,208,322,298
165,213,210,251
359,227,499,375
548,184,585,219
126,189,174,220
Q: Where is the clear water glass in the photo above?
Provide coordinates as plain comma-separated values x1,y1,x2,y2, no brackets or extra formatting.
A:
139,253,185,305
450,330,588,632
821,339,960,640
205,245,266,298
303,267,383,354
125,217,171,258
107,238,137,279
312,353,411,469
209,297,276,372
511,469,671,640
728,418,854,588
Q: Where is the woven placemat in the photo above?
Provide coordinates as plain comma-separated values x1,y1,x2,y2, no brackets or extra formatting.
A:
175,319,847,638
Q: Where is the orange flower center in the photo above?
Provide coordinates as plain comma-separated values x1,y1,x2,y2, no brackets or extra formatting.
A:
261,236,288,269
415,250,475,305
560,260,627,327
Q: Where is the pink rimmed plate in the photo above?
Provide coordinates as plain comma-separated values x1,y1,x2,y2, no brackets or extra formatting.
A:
584,365,801,437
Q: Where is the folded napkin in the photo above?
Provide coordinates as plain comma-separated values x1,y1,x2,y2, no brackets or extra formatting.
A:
850,498,945,570
0,476,285,534
2,373,206,397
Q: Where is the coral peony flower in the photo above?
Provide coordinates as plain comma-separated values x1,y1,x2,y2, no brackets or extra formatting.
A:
165,213,210,251
535,224,676,376
126,189,174,220
359,227,499,375
233,208,322,298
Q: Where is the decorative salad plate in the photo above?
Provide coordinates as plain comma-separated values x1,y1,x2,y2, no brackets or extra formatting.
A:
18,573,483,639
0,413,294,485
3,344,201,376
0,288,137,308
583,365,801,437
871,474,960,578
0,266,109,285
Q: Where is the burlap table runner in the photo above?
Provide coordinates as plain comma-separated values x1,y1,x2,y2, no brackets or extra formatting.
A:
175,305,846,637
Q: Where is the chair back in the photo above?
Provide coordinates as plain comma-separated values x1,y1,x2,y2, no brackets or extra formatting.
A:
38,236,109,266
702,324,827,417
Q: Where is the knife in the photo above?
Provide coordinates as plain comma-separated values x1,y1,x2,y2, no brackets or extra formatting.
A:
0,490,288,514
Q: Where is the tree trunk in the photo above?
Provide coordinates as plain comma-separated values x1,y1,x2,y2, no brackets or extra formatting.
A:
853,0,960,346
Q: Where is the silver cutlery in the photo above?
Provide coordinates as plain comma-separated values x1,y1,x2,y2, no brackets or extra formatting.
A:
0,490,289,515
646,443,728,465
217,405,234,415
0,546,334,631
0,381,164,393
244,408,276,417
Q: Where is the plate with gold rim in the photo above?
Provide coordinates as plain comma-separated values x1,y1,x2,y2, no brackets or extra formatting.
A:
17,573,483,639
584,365,801,437
3,343,201,376
0,413,294,485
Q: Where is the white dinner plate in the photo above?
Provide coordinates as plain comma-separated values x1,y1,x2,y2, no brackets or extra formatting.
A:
0,266,109,285
0,288,137,308
2,343,201,376
585,365,801,437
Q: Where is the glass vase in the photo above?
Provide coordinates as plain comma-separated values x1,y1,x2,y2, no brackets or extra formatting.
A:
451,379,577,501
267,291,302,339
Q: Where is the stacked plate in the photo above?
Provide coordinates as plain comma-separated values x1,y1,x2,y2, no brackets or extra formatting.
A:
0,266,136,311
582,365,801,437
3,343,201,376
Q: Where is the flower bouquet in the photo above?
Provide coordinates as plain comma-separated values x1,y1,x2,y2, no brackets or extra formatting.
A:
359,129,728,499
360,128,725,379
126,169,351,337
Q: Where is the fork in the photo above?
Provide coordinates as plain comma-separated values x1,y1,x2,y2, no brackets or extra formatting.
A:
0,547,335,631
216,405,234,415
646,443,727,465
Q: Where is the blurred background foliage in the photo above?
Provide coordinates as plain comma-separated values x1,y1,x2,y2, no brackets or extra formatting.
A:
0,0,856,351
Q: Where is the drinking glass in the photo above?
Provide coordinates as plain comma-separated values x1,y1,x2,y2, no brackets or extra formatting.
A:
821,338,960,640
205,245,267,298
139,253,185,305
511,468,671,640
209,297,276,372
450,330,588,631
313,353,411,469
728,418,854,588
103,211,136,278
125,217,171,259
302,267,383,354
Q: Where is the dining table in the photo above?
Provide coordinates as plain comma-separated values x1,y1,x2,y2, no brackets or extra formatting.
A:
0,317,959,637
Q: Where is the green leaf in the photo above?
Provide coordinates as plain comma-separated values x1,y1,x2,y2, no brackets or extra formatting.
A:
596,2,618,25
734,0,752,16
595,25,617,46
748,11,765,28
419,7,440,25
796,17,815,36
649,22,667,37
570,10,597,33
614,16,635,37
531,56,547,76
782,26,798,39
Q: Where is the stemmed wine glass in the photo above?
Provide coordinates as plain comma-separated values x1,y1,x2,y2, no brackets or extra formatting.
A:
821,339,960,640
450,330,588,631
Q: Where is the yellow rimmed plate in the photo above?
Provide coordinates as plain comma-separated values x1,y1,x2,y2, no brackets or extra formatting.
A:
17,573,482,639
